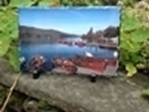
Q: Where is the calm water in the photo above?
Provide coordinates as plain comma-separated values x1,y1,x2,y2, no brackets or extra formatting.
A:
20,37,118,71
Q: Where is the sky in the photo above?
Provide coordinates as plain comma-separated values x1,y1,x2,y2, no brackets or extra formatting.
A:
18,7,121,35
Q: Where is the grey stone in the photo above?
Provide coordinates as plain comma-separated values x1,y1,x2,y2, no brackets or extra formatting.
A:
0,59,148,112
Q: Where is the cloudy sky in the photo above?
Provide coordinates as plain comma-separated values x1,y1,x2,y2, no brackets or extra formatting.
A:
19,7,121,35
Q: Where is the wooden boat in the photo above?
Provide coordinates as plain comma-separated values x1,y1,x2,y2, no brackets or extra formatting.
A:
72,56,117,73
52,55,117,75
52,57,77,74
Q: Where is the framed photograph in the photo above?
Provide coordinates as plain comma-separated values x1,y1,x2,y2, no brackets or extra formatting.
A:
18,7,121,80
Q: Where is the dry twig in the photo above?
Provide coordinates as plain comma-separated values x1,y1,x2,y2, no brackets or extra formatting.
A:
0,72,22,112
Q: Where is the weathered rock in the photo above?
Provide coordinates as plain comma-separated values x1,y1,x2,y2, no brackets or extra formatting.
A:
0,59,148,112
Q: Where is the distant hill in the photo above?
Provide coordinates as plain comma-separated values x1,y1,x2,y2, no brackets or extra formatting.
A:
103,26,119,38
81,26,119,42
19,26,80,44
81,26,120,44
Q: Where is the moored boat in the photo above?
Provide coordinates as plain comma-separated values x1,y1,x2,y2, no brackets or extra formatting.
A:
75,41,86,47
99,42,118,50
52,57,77,74
52,55,117,76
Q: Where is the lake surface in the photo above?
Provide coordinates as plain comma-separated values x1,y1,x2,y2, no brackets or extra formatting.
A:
20,37,118,71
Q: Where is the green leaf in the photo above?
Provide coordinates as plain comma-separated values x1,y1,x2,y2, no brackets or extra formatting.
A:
8,46,20,72
0,11,8,30
131,28,148,42
142,88,149,96
40,0,54,6
9,0,33,7
0,36,11,57
122,12,141,31
38,101,52,110
121,38,141,53
126,63,137,77
5,9,18,39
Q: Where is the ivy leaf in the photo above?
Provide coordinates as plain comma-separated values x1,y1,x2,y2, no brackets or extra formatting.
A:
126,63,137,77
0,36,11,57
7,20,18,39
40,0,54,6
0,11,8,30
122,12,141,31
9,0,33,7
5,9,18,39
121,38,141,53
8,46,20,72
131,28,148,42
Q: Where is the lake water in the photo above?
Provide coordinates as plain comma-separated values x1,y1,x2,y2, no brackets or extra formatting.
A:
20,37,118,71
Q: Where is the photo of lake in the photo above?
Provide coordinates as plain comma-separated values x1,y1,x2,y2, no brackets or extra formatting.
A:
18,7,121,76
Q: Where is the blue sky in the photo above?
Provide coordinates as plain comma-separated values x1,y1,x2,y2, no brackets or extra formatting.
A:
18,7,121,35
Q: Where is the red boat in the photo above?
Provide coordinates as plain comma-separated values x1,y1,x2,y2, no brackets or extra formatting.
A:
52,55,117,76
72,56,117,74
52,57,77,74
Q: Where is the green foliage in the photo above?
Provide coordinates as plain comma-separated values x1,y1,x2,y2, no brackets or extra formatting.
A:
38,101,62,112
0,6,19,71
122,0,140,7
142,88,149,96
40,0,54,6
120,7,148,76
7,46,19,71
125,63,137,77
38,101,53,110
0,36,11,56
9,0,33,7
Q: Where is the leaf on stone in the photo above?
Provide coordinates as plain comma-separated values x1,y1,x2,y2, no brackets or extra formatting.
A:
142,88,149,96
38,101,53,110
126,63,137,77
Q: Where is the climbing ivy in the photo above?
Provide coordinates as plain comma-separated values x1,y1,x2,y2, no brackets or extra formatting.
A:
0,0,148,78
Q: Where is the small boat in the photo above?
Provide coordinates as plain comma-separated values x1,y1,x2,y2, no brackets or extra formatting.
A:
65,41,73,46
58,39,64,44
52,52,117,76
99,43,118,50
58,39,73,46
28,55,46,79
28,55,46,73
52,57,77,74
75,41,86,47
